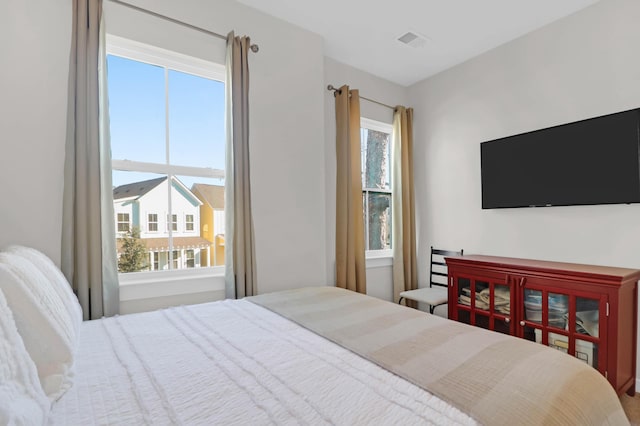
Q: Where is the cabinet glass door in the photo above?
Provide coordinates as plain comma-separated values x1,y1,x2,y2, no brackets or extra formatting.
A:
454,276,512,335
520,282,603,371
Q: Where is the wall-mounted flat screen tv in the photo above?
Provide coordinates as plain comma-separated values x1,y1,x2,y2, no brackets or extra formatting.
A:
481,108,640,209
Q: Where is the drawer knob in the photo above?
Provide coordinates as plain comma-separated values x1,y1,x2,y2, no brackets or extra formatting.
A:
519,321,525,326
504,318,510,323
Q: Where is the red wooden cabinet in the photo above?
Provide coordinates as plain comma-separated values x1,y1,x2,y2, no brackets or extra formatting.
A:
446,255,639,396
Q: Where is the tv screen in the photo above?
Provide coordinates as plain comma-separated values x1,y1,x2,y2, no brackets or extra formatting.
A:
481,108,640,209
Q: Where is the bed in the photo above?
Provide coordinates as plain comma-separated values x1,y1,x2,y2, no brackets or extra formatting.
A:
52,288,629,425
0,247,630,425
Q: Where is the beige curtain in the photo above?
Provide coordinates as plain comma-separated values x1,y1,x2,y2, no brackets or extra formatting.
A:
62,0,119,320
392,107,418,304
335,86,366,294
225,32,257,299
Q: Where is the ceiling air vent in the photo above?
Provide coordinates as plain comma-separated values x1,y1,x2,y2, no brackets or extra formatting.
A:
397,31,428,48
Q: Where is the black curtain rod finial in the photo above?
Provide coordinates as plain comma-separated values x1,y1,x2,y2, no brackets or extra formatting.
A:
327,84,342,95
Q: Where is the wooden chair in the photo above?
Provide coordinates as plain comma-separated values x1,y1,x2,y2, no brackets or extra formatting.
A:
398,246,463,314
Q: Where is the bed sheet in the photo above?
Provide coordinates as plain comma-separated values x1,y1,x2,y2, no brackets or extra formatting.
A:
50,299,475,425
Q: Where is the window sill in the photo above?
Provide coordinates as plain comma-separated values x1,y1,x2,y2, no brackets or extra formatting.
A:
366,250,393,268
119,267,225,301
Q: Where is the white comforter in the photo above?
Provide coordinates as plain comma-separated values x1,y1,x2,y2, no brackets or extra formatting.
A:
50,299,476,425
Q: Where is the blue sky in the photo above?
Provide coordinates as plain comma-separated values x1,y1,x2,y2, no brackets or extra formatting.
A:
107,55,225,188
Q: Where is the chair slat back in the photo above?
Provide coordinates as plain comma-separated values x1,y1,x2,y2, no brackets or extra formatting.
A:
430,246,463,288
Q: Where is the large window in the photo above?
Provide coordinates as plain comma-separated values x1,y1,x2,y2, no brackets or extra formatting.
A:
360,118,392,253
107,36,225,274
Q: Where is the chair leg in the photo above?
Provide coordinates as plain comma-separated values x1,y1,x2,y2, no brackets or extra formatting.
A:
429,305,435,314
398,297,404,305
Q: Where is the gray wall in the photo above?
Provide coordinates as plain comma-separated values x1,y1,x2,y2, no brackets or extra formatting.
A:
0,0,71,264
2,0,329,296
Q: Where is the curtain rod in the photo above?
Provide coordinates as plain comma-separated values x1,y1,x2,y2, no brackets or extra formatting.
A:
327,84,395,111
107,0,259,52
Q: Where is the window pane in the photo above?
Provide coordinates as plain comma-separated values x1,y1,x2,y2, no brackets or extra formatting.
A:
186,249,195,268
361,128,391,190
113,171,168,273
167,214,178,232
185,214,194,231
180,175,225,267
169,70,225,169
365,191,391,250
107,55,166,164
151,251,159,271
361,120,392,253
148,213,158,232
172,250,179,269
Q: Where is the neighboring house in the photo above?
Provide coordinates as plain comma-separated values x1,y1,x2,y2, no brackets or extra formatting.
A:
113,176,211,271
191,183,225,267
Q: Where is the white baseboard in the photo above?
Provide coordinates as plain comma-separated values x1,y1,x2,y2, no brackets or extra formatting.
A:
636,378,639,394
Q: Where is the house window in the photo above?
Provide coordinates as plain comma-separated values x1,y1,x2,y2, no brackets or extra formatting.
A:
148,214,158,232
185,214,194,231
107,35,225,274
117,213,130,232
172,250,180,269
186,249,195,268
149,251,160,271
167,214,178,232
360,118,392,252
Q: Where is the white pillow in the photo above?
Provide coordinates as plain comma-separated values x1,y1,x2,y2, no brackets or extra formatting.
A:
6,246,83,326
0,254,76,401
0,286,50,424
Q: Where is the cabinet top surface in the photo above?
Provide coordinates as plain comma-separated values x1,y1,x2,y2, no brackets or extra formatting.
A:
446,254,640,282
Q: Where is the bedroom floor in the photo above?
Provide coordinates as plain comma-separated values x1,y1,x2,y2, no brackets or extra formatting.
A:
621,393,640,424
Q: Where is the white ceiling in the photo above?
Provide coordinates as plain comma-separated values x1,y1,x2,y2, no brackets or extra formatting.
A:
236,0,600,86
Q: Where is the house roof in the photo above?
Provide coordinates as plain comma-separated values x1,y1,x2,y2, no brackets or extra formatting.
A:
113,177,166,200
113,177,203,207
192,183,224,209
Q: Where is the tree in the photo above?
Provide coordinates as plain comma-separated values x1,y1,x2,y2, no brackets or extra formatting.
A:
365,129,391,250
118,227,149,272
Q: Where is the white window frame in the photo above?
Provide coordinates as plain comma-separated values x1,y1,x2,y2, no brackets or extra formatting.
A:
107,35,225,278
151,251,159,271
148,213,158,232
185,249,195,268
167,214,178,232
360,117,393,260
117,213,130,233
172,250,180,269
185,214,195,232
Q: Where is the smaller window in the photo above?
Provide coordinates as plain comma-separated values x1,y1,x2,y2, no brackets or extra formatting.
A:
117,213,130,232
185,214,194,231
172,250,179,269
360,118,393,252
148,213,158,232
186,249,195,268
167,214,178,232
